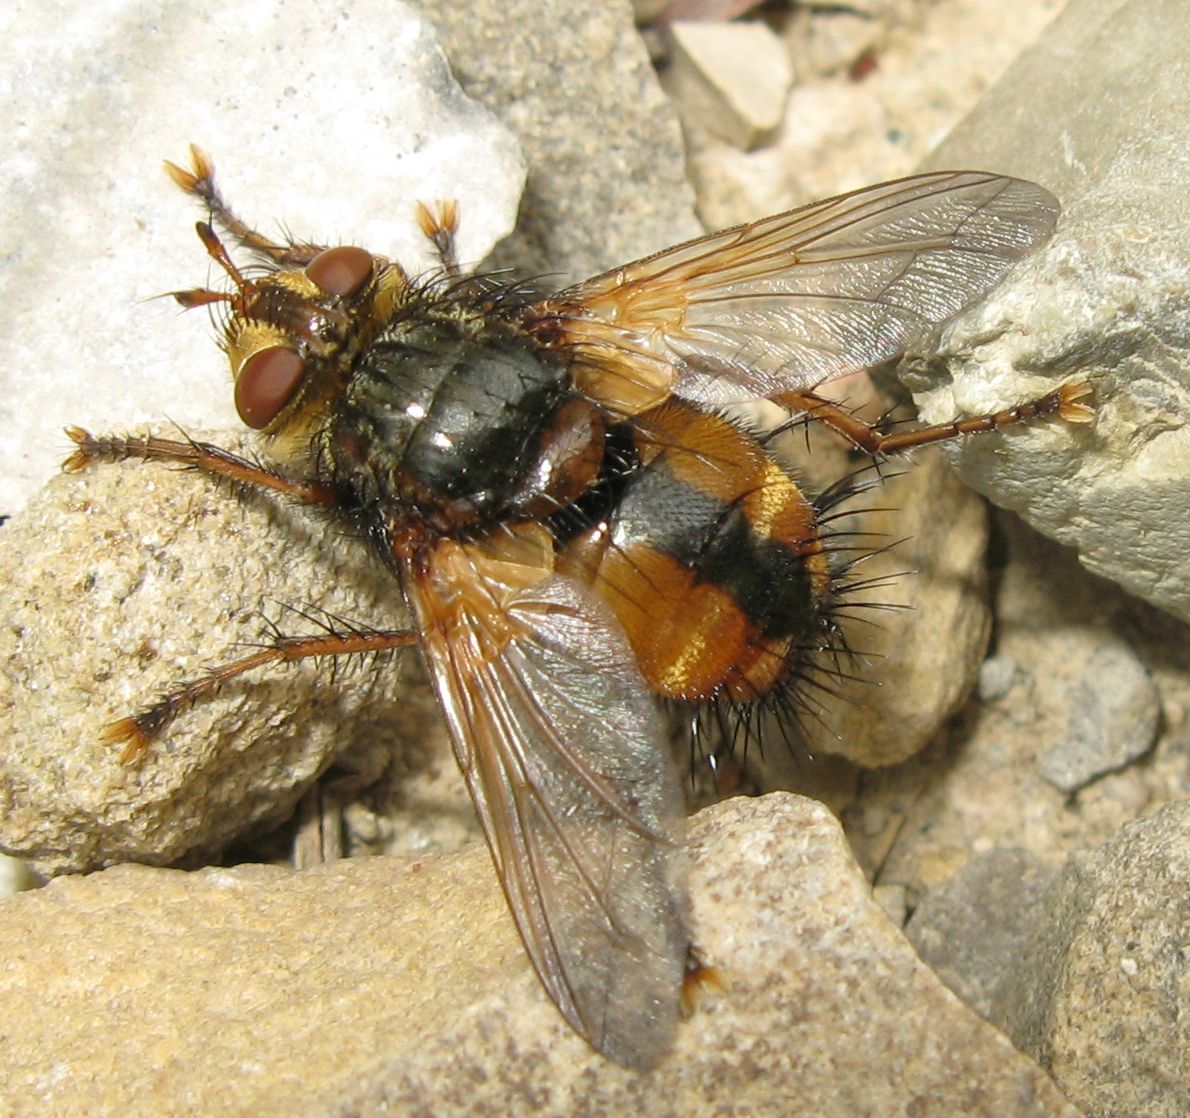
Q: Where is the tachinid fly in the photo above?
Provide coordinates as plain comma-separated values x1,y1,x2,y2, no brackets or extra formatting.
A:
65,147,1091,1069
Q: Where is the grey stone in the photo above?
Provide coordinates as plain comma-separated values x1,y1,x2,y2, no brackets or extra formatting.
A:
979,654,1019,701
905,804,1190,1118
906,847,1059,1019
0,794,1085,1117
993,802,1189,1118
419,0,701,280
910,0,1190,623
1035,636,1161,793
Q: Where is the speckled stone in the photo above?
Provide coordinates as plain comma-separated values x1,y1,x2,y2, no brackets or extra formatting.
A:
993,802,1189,1118
418,0,701,279
1035,636,1161,793
0,437,461,875
0,794,1085,1118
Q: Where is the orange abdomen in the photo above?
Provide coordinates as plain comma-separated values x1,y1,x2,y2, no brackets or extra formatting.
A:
558,402,834,704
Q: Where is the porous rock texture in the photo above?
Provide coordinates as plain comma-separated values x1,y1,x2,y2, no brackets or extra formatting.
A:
0,795,1086,1118
913,0,1190,624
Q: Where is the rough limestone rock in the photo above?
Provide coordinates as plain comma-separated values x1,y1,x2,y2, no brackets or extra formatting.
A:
0,795,1084,1118
911,0,1190,623
0,442,452,875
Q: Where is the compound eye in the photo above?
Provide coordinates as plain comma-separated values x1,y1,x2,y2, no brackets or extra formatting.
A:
305,245,373,299
235,346,306,429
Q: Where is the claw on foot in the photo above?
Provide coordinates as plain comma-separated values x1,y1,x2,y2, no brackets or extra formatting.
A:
99,716,155,766
1056,379,1095,424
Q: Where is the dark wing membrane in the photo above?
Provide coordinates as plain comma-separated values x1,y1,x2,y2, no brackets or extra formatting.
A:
538,172,1059,407
406,554,689,1070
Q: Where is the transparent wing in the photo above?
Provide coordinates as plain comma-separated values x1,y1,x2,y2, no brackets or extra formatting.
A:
405,538,689,1070
529,172,1058,409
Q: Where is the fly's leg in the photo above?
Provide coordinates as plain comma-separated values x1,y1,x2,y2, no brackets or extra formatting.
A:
64,429,411,763
63,427,342,509
105,626,420,765
774,380,1093,456
680,945,727,1019
164,144,322,267
416,199,462,279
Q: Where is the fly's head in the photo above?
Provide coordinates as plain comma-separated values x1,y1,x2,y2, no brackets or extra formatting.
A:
165,147,412,467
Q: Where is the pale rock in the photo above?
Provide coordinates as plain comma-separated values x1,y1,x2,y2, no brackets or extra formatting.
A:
783,0,900,80
791,446,993,768
687,0,1067,230
666,20,793,149
0,852,38,898
0,794,1085,1117
871,880,909,926
978,653,1019,701
909,0,1190,622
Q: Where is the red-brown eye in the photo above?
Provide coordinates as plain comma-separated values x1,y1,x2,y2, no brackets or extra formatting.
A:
305,245,373,299
235,346,306,429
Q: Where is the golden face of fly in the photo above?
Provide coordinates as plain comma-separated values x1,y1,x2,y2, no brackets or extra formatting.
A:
164,153,418,463
66,145,1091,1069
